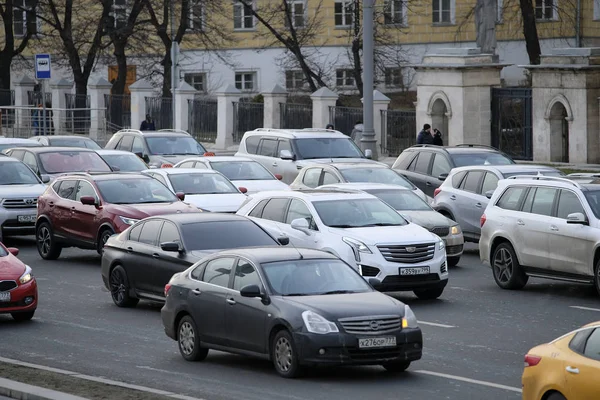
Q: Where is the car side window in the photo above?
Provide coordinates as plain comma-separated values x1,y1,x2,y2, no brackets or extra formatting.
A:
245,136,260,154
556,190,586,219
22,152,38,172
521,188,536,213
431,154,451,177
451,171,467,188
52,181,62,193
414,152,433,175
461,171,484,193
129,223,144,242
569,329,593,353
258,139,278,157
57,180,77,200
302,168,322,188
233,259,261,291
190,261,207,281
248,199,269,218
75,181,97,202
406,153,419,171
106,135,121,149
178,161,195,168
277,139,291,156
480,172,499,195
583,329,600,361
202,257,235,288
322,171,339,185
138,220,163,246
286,199,316,229
496,187,527,211
149,173,168,186
393,151,415,170
132,137,144,154
261,198,289,222
118,135,134,151
530,187,557,217
8,150,24,160
159,222,181,244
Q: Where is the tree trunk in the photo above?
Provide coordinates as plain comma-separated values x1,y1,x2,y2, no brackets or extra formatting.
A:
112,40,128,95
0,56,12,90
162,45,172,98
351,0,363,97
519,0,541,64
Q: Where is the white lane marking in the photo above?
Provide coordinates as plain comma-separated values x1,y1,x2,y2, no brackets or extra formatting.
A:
570,306,600,312
417,320,456,328
414,370,522,393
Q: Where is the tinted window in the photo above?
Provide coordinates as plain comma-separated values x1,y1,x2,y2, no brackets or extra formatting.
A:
0,161,40,184
101,154,147,172
258,139,277,157
211,161,273,180
129,223,143,242
96,178,177,204
146,136,206,155
168,173,238,194
57,180,77,200
52,181,61,193
392,151,415,170
159,222,181,244
584,328,600,361
450,152,514,167
38,151,111,173
22,152,38,172
340,168,415,189
322,171,339,185
75,181,97,201
277,140,291,155
181,220,277,250
302,168,321,188
286,199,315,229
461,171,484,193
481,172,499,195
132,137,144,153
530,188,557,217
294,137,363,159
569,329,593,353
245,136,260,154
233,260,261,291
138,220,163,246
431,154,451,177
202,258,235,288
496,187,526,211
248,199,269,218
414,152,432,174
522,188,535,213
584,190,600,219
117,135,134,151
261,198,289,222
190,261,207,281
557,190,586,219
313,198,406,227
452,171,467,188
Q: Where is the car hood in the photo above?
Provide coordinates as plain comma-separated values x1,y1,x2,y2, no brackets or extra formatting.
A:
231,180,290,194
0,184,46,197
183,193,247,212
107,201,198,218
398,210,451,229
296,158,385,167
283,291,405,320
329,223,439,245
0,253,26,279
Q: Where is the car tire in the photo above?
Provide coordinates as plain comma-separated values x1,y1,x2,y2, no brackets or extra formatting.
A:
547,392,566,400
413,287,444,300
492,242,528,290
178,315,209,362
382,361,410,373
97,228,115,254
594,259,600,297
109,266,139,308
271,330,302,378
36,222,62,260
447,256,460,268
11,311,35,322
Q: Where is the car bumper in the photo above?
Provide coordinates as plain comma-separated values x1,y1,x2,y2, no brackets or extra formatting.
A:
161,300,178,340
0,208,38,237
0,279,37,314
441,234,464,258
294,328,423,366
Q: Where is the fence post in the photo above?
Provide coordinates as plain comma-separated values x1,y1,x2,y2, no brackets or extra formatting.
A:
368,90,391,157
262,84,287,129
174,81,197,132
88,77,112,141
215,84,241,150
49,78,72,132
14,75,36,129
129,79,155,131
310,87,338,129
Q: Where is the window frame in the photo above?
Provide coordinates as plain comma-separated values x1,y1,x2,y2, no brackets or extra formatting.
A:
232,257,265,292
112,0,129,30
334,0,354,28
285,0,306,28
528,187,559,217
56,180,78,201
384,0,407,26
13,0,39,38
158,221,182,247
137,220,164,247
201,256,236,288
413,152,434,175
183,72,207,93
233,0,256,31
75,180,100,202
302,168,322,188
432,0,454,24
535,0,557,21
188,0,204,31
285,199,318,230
260,198,291,223
235,71,257,92
285,70,307,90
556,189,587,220
384,67,404,88
335,69,355,88
495,186,528,211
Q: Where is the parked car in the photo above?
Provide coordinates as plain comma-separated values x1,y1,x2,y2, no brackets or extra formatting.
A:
0,138,42,153
291,163,427,202
433,165,563,242
96,149,148,172
31,135,102,150
234,128,381,184
391,144,515,197
319,183,464,267
567,172,600,183
105,129,207,168
479,175,600,295
35,173,200,259
174,156,290,194
0,157,47,242
4,147,112,182
161,247,423,377
237,190,448,299
522,322,600,400
0,244,37,321
143,168,248,212
101,213,288,307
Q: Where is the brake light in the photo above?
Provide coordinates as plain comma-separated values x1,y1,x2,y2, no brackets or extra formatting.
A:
524,354,541,367
164,283,172,297
434,188,441,197
480,214,486,227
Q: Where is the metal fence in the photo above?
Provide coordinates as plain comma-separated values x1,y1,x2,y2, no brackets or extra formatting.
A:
145,96,173,130
65,94,91,134
0,89,15,126
188,98,218,143
233,102,264,143
280,103,312,129
329,106,363,136
105,94,131,132
381,110,417,156
27,91,52,106
491,88,533,160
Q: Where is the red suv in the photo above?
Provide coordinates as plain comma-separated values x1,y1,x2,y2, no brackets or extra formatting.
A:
0,244,37,321
35,173,201,259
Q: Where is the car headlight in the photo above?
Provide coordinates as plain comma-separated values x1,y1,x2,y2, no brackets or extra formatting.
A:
450,224,461,235
302,310,339,334
342,237,372,262
119,216,140,226
438,240,445,251
402,305,418,328
19,265,32,284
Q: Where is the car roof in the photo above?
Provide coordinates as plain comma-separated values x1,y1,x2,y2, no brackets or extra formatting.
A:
451,164,560,174
35,135,95,141
146,168,220,175
95,149,138,155
118,130,190,137
56,172,151,181
319,183,411,191
213,247,337,264
244,128,349,140
497,175,600,192
143,212,253,225
249,189,375,201
8,146,98,153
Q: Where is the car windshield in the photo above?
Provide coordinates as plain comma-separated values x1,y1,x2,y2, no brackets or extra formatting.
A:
39,151,112,173
182,220,276,250
210,161,274,180
0,143,41,152
450,152,514,167
96,178,178,204
340,168,415,189
262,259,372,296
312,198,407,228
101,154,147,172
365,189,431,211
0,161,41,185
584,190,600,219
146,136,206,156
50,138,101,150
168,173,238,194
294,138,364,160
502,170,565,178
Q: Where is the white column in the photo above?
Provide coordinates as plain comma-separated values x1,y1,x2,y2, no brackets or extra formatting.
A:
88,77,112,141
173,81,197,132
13,75,36,129
310,87,338,129
371,90,391,156
129,79,155,131
215,84,241,149
49,78,73,132
262,84,288,129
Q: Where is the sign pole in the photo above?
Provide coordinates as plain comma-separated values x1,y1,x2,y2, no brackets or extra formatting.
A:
35,54,52,136
41,81,47,136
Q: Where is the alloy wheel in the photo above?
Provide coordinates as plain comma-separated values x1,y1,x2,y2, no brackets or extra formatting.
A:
38,226,51,256
494,248,513,283
179,321,195,356
275,336,293,372
109,269,126,304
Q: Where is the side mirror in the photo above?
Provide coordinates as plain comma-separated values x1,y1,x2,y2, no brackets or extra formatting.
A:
438,173,449,181
143,155,150,164
291,218,311,235
240,284,262,298
277,236,290,246
280,149,295,160
364,149,373,159
368,277,381,289
566,212,588,225
160,242,181,252
238,187,248,194
7,247,19,256
176,192,185,201
80,196,97,206
275,174,283,181
134,152,143,159
41,175,50,183
485,190,494,199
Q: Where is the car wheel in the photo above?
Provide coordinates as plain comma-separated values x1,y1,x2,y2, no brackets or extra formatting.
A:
594,259,600,297
492,242,528,290
36,222,62,260
547,392,566,400
382,361,410,373
178,315,209,362
11,311,35,322
97,228,115,254
447,256,460,268
109,266,139,308
413,287,444,300
272,330,302,378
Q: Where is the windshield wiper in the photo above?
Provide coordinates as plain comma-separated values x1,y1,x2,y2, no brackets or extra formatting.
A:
321,290,357,295
1,182,28,185
360,223,401,227
327,224,359,228
283,293,312,296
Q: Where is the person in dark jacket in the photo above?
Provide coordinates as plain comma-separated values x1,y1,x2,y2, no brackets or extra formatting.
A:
417,124,434,144
140,114,156,131
433,128,443,146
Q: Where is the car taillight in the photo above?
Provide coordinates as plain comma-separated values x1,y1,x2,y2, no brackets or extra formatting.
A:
164,283,172,297
434,188,441,197
524,354,541,367
480,214,486,227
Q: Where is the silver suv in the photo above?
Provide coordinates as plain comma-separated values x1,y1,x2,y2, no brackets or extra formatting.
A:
432,165,562,242
479,175,600,296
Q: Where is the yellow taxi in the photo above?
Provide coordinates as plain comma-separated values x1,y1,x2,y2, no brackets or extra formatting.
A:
522,322,600,400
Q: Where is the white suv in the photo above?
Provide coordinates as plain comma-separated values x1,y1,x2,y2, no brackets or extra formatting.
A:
480,175,600,296
237,189,448,299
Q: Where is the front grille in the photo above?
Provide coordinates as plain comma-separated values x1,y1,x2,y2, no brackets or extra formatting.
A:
440,262,447,274
0,281,17,291
377,243,435,264
382,274,440,284
360,265,380,277
1,198,37,209
338,315,402,335
429,227,449,237
446,245,463,255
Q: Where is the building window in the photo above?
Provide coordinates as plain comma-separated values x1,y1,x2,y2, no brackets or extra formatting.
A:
594,0,600,20
112,0,128,29
285,70,307,90
432,0,452,24
13,0,38,37
234,0,255,30
384,0,406,25
334,1,354,27
385,68,403,88
235,72,257,92
285,0,306,28
535,0,555,20
184,73,206,92
189,1,203,31
336,69,355,88
497,0,503,23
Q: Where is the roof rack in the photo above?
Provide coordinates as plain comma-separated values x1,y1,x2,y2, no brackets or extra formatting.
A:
454,144,499,150
507,174,582,189
115,128,143,134
410,144,443,148
158,129,191,135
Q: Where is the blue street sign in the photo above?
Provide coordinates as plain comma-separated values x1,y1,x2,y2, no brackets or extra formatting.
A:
35,54,51,80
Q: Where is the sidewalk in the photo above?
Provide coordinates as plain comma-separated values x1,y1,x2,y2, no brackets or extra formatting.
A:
0,377,87,400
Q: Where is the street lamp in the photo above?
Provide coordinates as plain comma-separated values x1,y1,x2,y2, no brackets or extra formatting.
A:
170,0,177,126
360,0,377,160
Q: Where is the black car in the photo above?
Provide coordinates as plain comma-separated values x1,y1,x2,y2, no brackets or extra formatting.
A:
101,213,288,307
391,144,514,197
161,247,423,378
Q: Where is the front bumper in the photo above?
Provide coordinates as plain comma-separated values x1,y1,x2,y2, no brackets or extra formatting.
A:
0,208,37,237
0,279,37,314
294,328,423,366
441,233,464,258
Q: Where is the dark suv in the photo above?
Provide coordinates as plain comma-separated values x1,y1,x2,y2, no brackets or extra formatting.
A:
391,144,515,197
35,173,200,260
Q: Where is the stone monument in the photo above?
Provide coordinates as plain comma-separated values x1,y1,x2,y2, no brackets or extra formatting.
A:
475,0,497,55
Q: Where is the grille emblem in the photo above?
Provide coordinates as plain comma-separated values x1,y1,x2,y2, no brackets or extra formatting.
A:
370,320,380,330
25,199,34,205
405,247,416,253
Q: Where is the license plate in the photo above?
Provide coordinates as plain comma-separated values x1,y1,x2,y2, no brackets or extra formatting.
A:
358,336,396,349
400,266,430,275
17,215,36,223
0,292,10,302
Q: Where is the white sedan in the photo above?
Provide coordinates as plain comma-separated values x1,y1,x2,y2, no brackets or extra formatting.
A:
142,168,248,213
173,156,290,194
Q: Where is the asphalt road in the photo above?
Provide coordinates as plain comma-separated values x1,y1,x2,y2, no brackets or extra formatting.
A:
1,238,600,400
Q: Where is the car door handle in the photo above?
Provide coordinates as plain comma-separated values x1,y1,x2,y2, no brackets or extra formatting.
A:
550,225,559,231
71,206,76,211
226,298,236,305
449,195,456,200
426,182,432,186
475,203,482,208
126,246,133,253
191,289,201,296
152,253,160,258
517,219,525,226
272,162,278,167
566,366,579,374
48,201,54,207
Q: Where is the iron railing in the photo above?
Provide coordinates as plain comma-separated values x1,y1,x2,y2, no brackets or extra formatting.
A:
145,96,173,130
233,101,264,143
27,91,52,106
280,103,312,129
491,88,533,160
65,94,91,134
329,106,363,136
381,109,417,156
104,94,131,132
188,98,218,143
0,89,15,126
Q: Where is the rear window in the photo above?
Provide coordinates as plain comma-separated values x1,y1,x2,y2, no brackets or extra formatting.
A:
450,152,514,167
181,221,277,250
39,151,111,173
496,186,527,211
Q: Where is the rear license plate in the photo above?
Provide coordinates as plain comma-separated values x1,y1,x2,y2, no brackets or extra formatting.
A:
358,336,396,349
400,267,430,275
17,215,36,223
0,292,10,302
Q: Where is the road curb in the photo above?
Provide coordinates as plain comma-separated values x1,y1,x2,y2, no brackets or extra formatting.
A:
0,377,88,400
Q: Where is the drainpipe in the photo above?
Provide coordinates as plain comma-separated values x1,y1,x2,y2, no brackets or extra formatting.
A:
576,0,581,47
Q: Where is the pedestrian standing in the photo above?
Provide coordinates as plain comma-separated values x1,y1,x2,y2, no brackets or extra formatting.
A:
326,124,334,130
417,124,434,145
140,114,156,131
350,120,364,145
433,128,444,146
